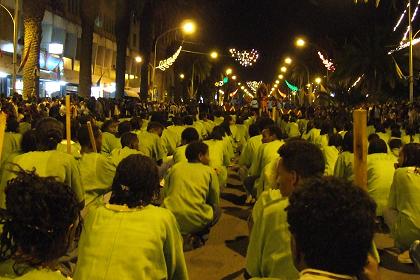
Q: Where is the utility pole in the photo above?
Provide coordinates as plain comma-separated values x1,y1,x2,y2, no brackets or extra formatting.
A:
12,0,19,95
409,0,414,103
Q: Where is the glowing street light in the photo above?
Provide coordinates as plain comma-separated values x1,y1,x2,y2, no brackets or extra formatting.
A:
274,84,278,88
275,80,280,84
232,75,237,80
210,51,219,59
315,77,322,84
296,38,306,48
278,74,284,79
182,20,196,35
135,56,143,63
179,73,185,79
226,68,233,75
284,57,292,64
280,66,287,73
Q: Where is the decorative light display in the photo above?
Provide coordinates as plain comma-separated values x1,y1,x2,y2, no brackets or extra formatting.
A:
391,0,420,47
157,46,182,71
317,51,336,72
229,48,259,67
389,37,420,54
246,81,262,93
285,80,299,92
347,75,364,92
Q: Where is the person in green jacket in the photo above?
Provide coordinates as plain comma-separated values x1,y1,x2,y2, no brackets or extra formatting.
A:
75,154,188,280
0,169,80,279
110,132,144,167
173,127,199,164
0,118,84,209
334,132,354,182
78,124,115,206
384,143,420,251
100,120,121,156
163,142,220,250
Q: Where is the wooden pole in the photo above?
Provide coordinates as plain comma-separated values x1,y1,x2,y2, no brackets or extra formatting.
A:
353,109,367,190
66,95,71,154
86,121,97,153
0,112,8,161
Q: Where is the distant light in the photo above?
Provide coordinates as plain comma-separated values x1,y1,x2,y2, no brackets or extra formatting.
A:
0,72,8,78
210,51,219,59
226,68,233,75
135,56,143,63
296,38,306,47
284,57,292,64
241,86,245,90
48,43,64,55
223,77,229,84
280,66,287,73
182,20,196,34
274,84,278,88
238,82,241,85
0,43,14,53
275,80,280,84
179,73,185,79
232,75,237,80
315,77,322,84
278,74,284,79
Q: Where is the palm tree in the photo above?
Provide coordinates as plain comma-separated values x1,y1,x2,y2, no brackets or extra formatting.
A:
187,56,212,99
78,0,99,98
22,0,48,99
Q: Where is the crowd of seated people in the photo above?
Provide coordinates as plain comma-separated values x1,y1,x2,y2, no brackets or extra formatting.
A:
0,94,417,279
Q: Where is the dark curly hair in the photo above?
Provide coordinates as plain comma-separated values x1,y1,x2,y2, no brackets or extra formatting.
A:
287,177,376,276
34,117,64,151
109,154,160,208
400,143,420,167
278,140,325,179
0,168,80,269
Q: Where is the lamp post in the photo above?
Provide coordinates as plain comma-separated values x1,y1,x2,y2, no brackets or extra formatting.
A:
0,0,19,95
151,20,196,100
409,0,414,103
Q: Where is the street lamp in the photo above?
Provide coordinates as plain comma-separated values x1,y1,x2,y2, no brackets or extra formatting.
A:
275,80,280,84
210,51,219,59
315,77,322,84
284,57,292,64
295,38,306,48
135,56,143,63
152,19,196,96
278,74,284,79
280,66,287,73
226,68,233,75
0,0,20,95
232,75,237,80
179,73,185,79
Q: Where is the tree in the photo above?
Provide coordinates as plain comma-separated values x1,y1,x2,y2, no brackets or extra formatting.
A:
22,0,48,99
78,0,98,98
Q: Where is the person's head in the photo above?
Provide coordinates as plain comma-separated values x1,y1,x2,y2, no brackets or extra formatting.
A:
262,125,282,143
210,126,225,140
147,122,164,137
342,132,354,153
287,177,376,276
101,120,118,134
391,128,401,138
109,154,159,208
248,123,260,138
389,138,402,151
320,121,333,136
328,133,342,148
78,124,102,153
277,140,325,197
368,139,387,155
368,133,380,144
21,129,37,153
120,132,139,150
118,121,132,137
130,117,143,131
398,143,420,168
6,116,19,133
183,115,194,126
181,127,199,146
35,117,64,151
0,169,80,267
185,141,210,165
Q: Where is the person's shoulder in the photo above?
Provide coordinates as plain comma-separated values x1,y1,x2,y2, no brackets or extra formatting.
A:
254,189,287,219
395,167,419,177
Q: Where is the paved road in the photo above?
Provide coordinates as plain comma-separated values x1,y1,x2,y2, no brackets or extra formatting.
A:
185,172,420,280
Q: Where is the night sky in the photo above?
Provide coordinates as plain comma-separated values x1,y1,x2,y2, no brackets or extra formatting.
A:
188,0,405,83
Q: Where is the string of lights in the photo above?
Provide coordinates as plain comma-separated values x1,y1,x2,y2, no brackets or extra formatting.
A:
317,51,336,72
347,75,364,92
229,48,259,67
246,81,262,93
157,46,182,71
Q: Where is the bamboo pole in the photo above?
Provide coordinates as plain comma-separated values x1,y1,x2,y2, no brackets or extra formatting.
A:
86,121,97,153
0,112,8,161
66,95,71,154
353,109,367,190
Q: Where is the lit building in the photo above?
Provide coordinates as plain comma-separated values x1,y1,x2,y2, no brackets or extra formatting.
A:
0,0,142,97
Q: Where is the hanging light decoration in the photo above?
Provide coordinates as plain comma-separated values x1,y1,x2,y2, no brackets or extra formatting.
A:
285,80,299,92
347,75,364,92
391,0,420,46
157,46,182,71
317,51,336,72
246,81,262,93
229,48,260,67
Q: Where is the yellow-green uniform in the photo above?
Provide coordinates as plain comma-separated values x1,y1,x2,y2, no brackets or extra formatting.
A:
161,129,178,156
0,260,67,279
162,162,220,235
333,151,354,182
0,150,83,208
387,167,420,250
18,122,31,135
101,132,121,156
136,131,167,162
78,153,116,205
285,122,300,138
1,133,21,167
239,135,263,168
314,134,328,148
56,140,81,158
110,147,144,167
322,146,339,176
204,140,230,187
246,189,299,280
233,124,249,151
367,153,396,216
302,128,321,144
74,203,188,280
250,140,284,178
173,145,188,164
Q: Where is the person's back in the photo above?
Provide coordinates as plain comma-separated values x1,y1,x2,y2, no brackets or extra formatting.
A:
322,145,339,176
173,128,200,165
163,142,220,236
286,121,300,138
239,134,263,168
75,155,188,280
334,132,354,182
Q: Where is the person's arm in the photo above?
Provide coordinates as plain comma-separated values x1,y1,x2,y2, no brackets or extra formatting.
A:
207,170,220,209
334,154,345,179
